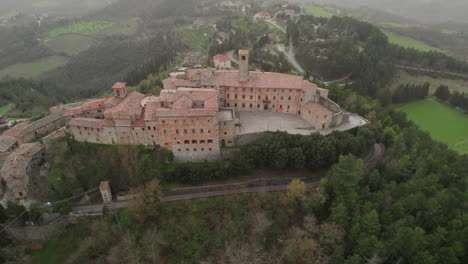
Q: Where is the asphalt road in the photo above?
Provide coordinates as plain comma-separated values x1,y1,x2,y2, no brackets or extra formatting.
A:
72,144,384,214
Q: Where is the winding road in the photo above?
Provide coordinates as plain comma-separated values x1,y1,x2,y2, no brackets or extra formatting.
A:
72,144,384,214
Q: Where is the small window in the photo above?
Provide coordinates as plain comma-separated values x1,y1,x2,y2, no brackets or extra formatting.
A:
208,139,213,143
163,130,167,134
200,129,204,133
192,140,197,144
192,129,196,133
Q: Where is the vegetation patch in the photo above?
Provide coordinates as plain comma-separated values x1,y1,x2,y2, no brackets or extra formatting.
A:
100,18,139,36
0,104,13,115
173,25,216,52
388,70,468,94
31,225,89,264
397,98,468,153
48,21,113,38
302,6,333,18
0,56,68,79
46,34,96,56
382,29,440,52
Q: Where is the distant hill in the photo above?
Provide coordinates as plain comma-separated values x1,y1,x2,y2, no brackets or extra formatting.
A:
306,0,468,24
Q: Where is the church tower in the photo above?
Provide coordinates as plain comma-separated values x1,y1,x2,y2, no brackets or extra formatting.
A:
238,50,249,83
112,82,127,98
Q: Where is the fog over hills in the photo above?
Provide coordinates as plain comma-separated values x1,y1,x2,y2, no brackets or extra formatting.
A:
0,0,118,16
309,0,468,24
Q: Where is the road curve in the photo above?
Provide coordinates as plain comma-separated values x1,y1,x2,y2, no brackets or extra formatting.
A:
72,144,384,214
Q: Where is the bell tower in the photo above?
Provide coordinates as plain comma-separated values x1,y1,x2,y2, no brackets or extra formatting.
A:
112,82,127,98
238,50,249,83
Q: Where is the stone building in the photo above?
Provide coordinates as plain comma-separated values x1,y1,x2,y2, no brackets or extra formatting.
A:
100,181,112,203
254,11,272,21
0,143,44,199
0,135,19,167
213,54,232,70
66,50,347,162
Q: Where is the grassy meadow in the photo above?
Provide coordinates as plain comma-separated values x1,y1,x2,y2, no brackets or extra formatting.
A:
0,56,68,79
0,104,13,115
398,98,468,154
382,29,440,52
173,25,216,52
49,21,113,37
302,6,333,18
46,34,96,56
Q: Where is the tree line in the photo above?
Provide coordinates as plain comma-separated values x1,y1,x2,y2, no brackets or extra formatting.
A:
434,85,468,112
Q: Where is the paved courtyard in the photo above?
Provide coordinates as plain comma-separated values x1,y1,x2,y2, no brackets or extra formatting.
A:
237,111,369,136
238,111,314,135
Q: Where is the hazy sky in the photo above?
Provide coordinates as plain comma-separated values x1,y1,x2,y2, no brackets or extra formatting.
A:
309,0,468,24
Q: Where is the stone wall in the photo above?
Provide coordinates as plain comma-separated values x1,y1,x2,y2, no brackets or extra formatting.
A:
172,143,221,162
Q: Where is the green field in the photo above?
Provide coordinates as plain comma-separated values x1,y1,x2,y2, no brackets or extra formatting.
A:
100,18,139,36
0,104,13,115
0,56,68,79
398,98,468,154
302,6,333,18
382,29,440,52
46,34,96,56
173,25,216,52
49,21,113,37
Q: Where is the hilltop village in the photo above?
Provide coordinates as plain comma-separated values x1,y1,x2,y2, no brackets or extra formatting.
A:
0,50,359,202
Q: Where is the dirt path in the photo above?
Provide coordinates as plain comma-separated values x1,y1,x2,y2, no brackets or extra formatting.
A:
397,65,468,79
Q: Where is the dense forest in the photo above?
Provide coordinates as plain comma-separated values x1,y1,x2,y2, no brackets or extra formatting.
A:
1,88,466,263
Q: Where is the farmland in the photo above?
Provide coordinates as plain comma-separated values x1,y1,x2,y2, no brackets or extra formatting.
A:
397,98,468,154
302,6,333,18
46,34,96,56
0,56,68,79
382,29,440,52
48,21,113,37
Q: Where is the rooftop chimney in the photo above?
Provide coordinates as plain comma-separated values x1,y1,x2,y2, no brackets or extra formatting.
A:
238,50,249,83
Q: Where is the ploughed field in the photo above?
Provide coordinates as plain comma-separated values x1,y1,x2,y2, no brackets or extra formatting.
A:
398,98,468,154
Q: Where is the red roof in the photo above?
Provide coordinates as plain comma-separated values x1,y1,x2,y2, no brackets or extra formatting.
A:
2,122,29,137
82,99,106,111
104,91,146,119
112,82,127,89
213,54,231,62
255,11,272,17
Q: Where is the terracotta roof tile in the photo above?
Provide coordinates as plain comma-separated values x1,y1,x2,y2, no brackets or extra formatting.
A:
213,54,231,62
0,136,17,153
2,122,29,137
69,118,114,128
104,91,146,119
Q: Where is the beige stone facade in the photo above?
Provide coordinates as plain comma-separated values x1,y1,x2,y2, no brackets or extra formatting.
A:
64,50,346,162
